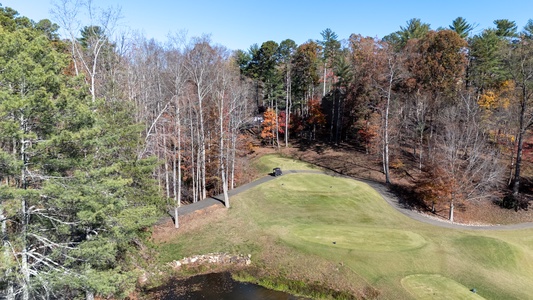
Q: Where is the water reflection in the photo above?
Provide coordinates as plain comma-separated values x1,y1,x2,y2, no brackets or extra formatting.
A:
149,272,310,300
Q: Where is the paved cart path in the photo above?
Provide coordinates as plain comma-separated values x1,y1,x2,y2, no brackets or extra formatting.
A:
169,170,533,231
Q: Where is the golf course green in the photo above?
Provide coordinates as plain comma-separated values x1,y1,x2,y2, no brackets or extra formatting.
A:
160,154,533,299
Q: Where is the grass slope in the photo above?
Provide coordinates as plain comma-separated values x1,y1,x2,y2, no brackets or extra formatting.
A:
252,153,318,174
158,155,533,299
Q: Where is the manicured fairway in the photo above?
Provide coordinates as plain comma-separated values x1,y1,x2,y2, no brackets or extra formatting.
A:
288,225,427,252
252,153,318,174
163,156,533,299
238,172,533,299
401,274,486,299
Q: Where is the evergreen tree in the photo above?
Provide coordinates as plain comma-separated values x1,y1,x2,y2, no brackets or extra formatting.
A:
494,19,518,38
449,17,474,39
469,29,507,91
0,7,162,299
384,18,430,50
318,28,341,96
292,41,320,106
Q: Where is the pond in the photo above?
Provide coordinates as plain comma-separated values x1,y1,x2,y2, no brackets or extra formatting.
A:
147,272,310,300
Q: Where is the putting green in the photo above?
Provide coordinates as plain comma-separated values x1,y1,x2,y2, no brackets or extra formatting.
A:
168,155,533,299
288,225,427,252
401,274,486,299
454,236,519,269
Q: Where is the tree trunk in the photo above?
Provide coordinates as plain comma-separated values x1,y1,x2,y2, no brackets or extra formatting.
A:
275,102,280,149
335,90,342,145
285,76,289,147
2,205,14,300
508,138,515,187
174,206,179,229
172,140,177,201
196,146,201,202
90,59,97,102
163,130,170,198
154,108,162,194
419,129,423,171
20,116,30,300
323,63,327,97
21,202,29,300
199,104,207,201
219,90,230,208
512,90,527,196
449,199,454,223
383,60,393,184
174,102,181,229
285,67,291,147
221,164,230,208
330,93,336,143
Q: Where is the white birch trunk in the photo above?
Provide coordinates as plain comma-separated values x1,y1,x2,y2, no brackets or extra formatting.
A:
20,115,30,300
2,205,14,300
163,130,170,198
198,91,207,200
449,200,454,223
383,58,394,184
219,91,230,208
196,146,201,202
188,100,197,203
323,64,327,97
174,100,182,229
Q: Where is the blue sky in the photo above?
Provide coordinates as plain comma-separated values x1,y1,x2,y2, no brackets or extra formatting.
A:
3,0,533,51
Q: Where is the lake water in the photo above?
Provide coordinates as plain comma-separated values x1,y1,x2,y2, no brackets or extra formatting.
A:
148,272,310,300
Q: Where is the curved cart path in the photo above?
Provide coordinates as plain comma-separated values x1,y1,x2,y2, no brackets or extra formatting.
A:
171,170,533,231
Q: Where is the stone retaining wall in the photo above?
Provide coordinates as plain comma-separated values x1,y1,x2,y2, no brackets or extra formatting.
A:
169,253,252,269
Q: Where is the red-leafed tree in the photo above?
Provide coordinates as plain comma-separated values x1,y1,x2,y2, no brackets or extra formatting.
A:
278,111,287,135
356,113,380,155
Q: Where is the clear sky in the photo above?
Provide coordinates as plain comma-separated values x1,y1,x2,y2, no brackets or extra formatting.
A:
3,0,533,51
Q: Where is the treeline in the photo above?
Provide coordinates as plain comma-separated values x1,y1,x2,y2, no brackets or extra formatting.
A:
51,1,254,212
236,18,533,219
2,0,533,297
0,5,162,300
1,1,254,299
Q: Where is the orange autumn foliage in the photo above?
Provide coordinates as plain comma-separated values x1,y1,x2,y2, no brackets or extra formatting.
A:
261,108,276,143
307,98,326,126
415,164,458,211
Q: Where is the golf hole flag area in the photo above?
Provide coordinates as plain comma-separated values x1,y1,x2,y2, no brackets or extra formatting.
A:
235,167,533,299
170,155,533,299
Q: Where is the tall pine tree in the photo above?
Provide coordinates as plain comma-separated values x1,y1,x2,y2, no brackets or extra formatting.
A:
0,6,162,299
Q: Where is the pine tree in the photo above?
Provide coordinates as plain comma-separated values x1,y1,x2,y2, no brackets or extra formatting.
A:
0,7,162,299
